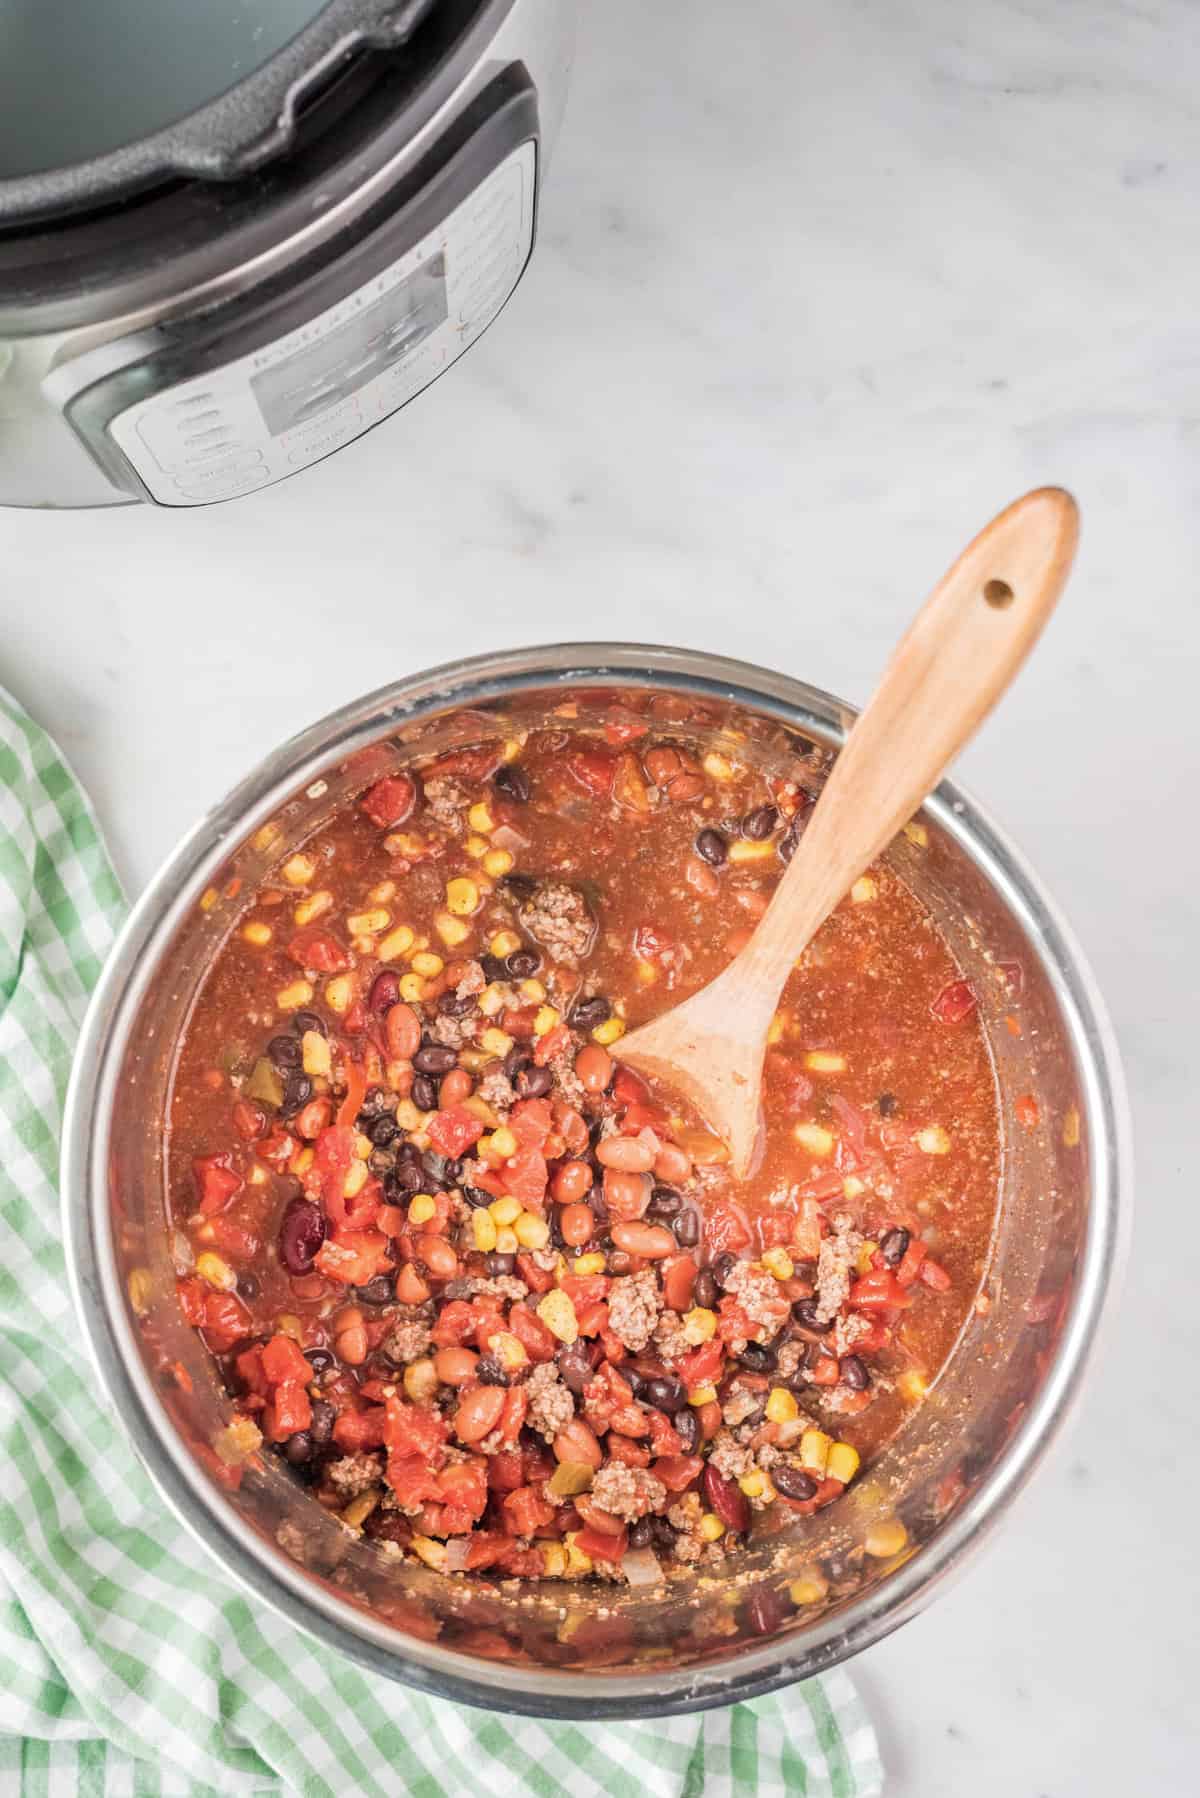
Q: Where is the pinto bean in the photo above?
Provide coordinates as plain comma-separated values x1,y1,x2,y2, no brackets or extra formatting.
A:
333,1306,368,1366
595,1135,656,1173
611,1220,676,1259
575,1044,613,1093
553,1415,603,1468
603,1169,650,1221
415,1235,459,1281
653,1143,692,1184
385,1002,421,1060
551,1159,594,1204
440,1068,473,1107
560,1202,595,1246
454,1384,506,1444
435,1346,479,1386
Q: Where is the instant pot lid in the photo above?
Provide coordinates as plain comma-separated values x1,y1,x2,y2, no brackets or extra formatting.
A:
0,0,438,224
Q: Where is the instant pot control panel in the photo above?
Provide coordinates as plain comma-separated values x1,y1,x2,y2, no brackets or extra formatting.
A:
56,69,537,506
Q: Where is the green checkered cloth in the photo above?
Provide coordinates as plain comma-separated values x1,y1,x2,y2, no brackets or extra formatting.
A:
0,688,882,1797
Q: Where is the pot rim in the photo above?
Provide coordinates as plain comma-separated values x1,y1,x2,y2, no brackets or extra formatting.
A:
61,641,1131,1716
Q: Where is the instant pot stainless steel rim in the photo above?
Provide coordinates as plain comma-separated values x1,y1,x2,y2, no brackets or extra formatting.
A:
61,643,1131,1718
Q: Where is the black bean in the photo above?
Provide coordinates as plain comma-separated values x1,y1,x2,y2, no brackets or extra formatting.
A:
267,1034,302,1069
737,1340,777,1372
413,1043,458,1075
278,1197,326,1275
557,1339,594,1395
236,1272,259,1301
280,1072,313,1115
650,1515,677,1550
647,1186,682,1218
502,1046,530,1080
692,1269,718,1309
842,1354,870,1391
877,1092,899,1118
358,1085,389,1119
368,1148,395,1177
494,763,532,803
460,1186,491,1209
627,1516,655,1550
516,1063,553,1099
624,1367,648,1400
778,826,799,865
742,804,780,840
391,1144,425,1195
304,1347,335,1377
438,988,476,1018
357,1274,395,1307
367,1112,399,1147
486,1252,516,1277
772,1463,818,1501
791,1297,833,1332
672,1208,700,1247
713,1252,738,1291
284,1431,312,1466
309,1400,335,1443
571,993,612,1031
411,1073,438,1112
476,1354,510,1386
646,1375,686,1412
480,954,507,983
294,1010,326,1037
422,1152,452,1188
880,1227,910,1267
695,827,728,866
506,948,541,979
673,1407,700,1453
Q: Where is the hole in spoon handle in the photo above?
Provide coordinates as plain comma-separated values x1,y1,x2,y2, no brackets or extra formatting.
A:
982,578,1015,609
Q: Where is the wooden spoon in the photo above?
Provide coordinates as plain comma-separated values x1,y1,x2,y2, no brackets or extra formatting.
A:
614,487,1079,1176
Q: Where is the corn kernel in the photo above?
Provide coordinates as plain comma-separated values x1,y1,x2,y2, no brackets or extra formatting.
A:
373,923,415,964
408,1193,437,1226
276,979,314,1011
489,1194,521,1226
827,1441,860,1484
865,1518,908,1559
199,886,221,913
572,1252,606,1276
805,1050,847,1074
275,1312,303,1341
282,853,317,886
903,821,929,848
495,1225,518,1254
843,1176,865,1199
323,974,353,1013
472,1208,498,1252
394,1098,423,1131
480,1026,514,1059
482,849,515,878
534,1005,560,1038
738,1469,767,1499
592,1017,626,1046
728,839,775,864
434,912,470,948
856,1241,878,1275
490,929,521,957
253,822,282,853
241,921,273,946
703,752,733,779
343,1160,368,1200
634,959,659,986
491,1127,518,1160
398,973,424,1002
445,877,479,917
410,1534,447,1572
537,1289,578,1343
851,876,878,904
293,890,334,927
468,802,494,834
410,951,443,979
302,1030,331,1079
488,1330,528,1371
516,1211,551,1250
460,1093,496,1121
368,880,396,904
682,1307,717,1345
341,1490,380,1530
195,1252,236,1291
542,1542,568,1578
789,1571,829,1605
404,1357,438,1403
290,1148,313,1177
457,1052,491,1077
800,1428,832,1476
688,1383,718,1407
464,835,489,860
348,907,390,936
699,1513,726,1542
767,1013,786,1045
519,979,546,1003
915,1125,951,1155
478,984,505,1017
127,1267,153,1315
765,1387,799,1424
354,1132,372,1160
564,1533,593,1575
247,1162,269,1187
761,1247,794,1280
501,738,521,762
1063,1106,1081,1149
794,1122,834,1157
897,1370,928,1403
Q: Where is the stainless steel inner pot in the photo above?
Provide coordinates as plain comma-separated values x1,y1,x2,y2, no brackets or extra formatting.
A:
61,644,1129,1717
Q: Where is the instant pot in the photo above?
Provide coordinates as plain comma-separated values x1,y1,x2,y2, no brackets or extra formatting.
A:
0,0,576,508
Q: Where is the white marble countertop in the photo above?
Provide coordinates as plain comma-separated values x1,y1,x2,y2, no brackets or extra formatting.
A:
2,1,1195,1790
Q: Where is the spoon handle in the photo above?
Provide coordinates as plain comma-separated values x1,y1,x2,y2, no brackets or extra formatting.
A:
735,487,1080,993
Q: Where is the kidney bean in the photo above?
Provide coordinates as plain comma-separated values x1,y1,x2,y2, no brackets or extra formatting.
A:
368,971,401,1017
333,1306,368,1366
516,1063,554,1099
745,1586,789,1635
695,827,728,866
692,1269,718,1309
413,1043,457,1076
455,1384,506,1444
653,1143,692,1185
596,1135,656,1173
611,1220,676,1259
278,1197,326,1275
494,763,531,802
559,1202,595,1246
646,1374,686,1412
557,1339,596,1396
435,1345,480,1386
411,1073,438,1111
673,1407,700,1452
741,804,780,840
267,1034,302,1070
575,1044,613,1093
385,1002,421,1060
702,1463,750,1534
415,1235,459,1281
551,1159,594,1204
553,1415,603,1468
672,1209,701,1247
604,1169,650,1221
772,1463,818,1501
572,995,612,1031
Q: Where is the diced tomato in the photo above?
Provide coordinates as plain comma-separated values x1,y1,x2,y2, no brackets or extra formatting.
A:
335,1060,368,1132
383,1398,450,1460
360,774,418,829
532,1024,571,1067
559,1274,610,1309
386,1452,444,1509
314,1229,389,1285
574,1524,628,1563
231,1099,266,1141
646,1408,685,1457
566,746,617,798
603,709,649,746
176,1276,206,1326
488,1448,526,1492
651,1454,704,1493
286,928,349,973
261,1333,312,1387
503,1485,556,1536
920,1257,952,1292
235,1345,268,1395
575,1299,609,1338
501,1005,539,1041
429,1298,475,1347
678,1340,724,1391
515,1252,555,1294
202,1215,258,1262
331,1407,387,1451
662,1254,698,1312
436,1459,489,1528
848,1269,913,1310
509,1098,553,1146
255,1128,296,1172
427,1105,485,1159
314,1124,355,1207
192,1153,241,1215
611,1066,650,1108
896,1239,928,1287
500,1148,548,1204
702,1198,753,1257
619,1101,670,1134
606,1432,651,1468
198,1289,251,1353
264,1382,311,1442
507,1302,556,1363
464,1531,510,1570
496,1386,529,1443
807,1351,841,1386
931,979,978,1024
611,750,651,814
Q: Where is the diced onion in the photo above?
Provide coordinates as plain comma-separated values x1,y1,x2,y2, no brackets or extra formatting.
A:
443,1539,471,1573
491,824,531,853
620,1547,662,1587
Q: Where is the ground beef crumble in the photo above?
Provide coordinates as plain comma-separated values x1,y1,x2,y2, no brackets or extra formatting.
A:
606,1268,662,1352
652,1309,692,1362
707,1428,754,1482
524,1362,574,1441
423,775,471,830
816,1217,864,1322
517,881,596,966
325,1453,382,1500
721,1259,791,1340
431,1012,477,1049
382,1308,434,1364
476,1070,516,1112
590,1462,666,1521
